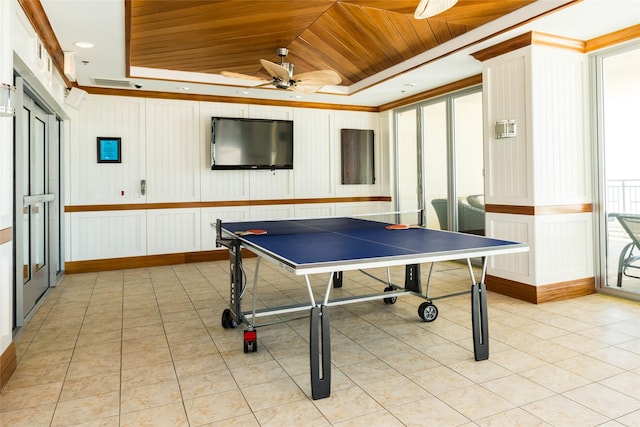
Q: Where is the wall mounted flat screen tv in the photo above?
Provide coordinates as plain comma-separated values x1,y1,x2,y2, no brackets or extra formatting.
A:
211,117,293,170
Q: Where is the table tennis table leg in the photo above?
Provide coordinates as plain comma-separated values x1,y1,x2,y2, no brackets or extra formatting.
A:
310,305,331,400
469,257,489,361
227,240,243,327
332,271,343,288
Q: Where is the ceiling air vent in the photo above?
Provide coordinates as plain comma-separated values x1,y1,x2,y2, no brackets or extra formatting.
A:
92,78,134,88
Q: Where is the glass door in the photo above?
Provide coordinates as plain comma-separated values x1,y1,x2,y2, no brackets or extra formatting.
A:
417,87,484,234
453,91,485,235
597,43,640,297
18,89,54,318
421,100,449,230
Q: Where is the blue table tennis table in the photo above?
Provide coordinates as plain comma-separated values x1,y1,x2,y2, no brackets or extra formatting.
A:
216,216,527,399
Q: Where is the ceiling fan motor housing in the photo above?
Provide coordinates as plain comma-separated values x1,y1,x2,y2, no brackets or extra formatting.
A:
273,61,295,88
274,79,291,89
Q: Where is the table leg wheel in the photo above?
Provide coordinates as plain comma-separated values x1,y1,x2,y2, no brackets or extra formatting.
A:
383,286,397,304
243,329,257,353
221,309,237,329
418,302,438,322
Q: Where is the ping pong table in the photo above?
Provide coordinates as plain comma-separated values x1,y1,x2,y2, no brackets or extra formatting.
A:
215,215,527,399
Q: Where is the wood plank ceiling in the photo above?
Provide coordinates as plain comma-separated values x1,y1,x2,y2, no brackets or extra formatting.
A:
128,0,536,86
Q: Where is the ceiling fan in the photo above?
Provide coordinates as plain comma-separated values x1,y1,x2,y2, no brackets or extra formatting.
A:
221,48,342,94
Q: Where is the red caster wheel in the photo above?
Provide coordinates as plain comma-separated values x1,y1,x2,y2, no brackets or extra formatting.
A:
243,329,257,353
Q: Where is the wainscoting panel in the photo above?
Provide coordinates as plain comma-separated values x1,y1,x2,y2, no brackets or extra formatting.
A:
534,212,593,284
531,46,590,205
249,169,295,200
484,51,531,205
147,208,201,255
487,212,532,283
145,99,201,203
249,205,295,220
70,210,146,261
71,95,146,205
335,202,393,218
1,242,13,372
378,110,392,196
293,108,333,198
294,203,335,219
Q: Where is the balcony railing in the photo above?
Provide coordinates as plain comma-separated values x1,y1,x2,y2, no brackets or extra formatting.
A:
607,179,640,215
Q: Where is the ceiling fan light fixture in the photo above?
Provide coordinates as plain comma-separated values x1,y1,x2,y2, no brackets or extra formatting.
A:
414,0,458,19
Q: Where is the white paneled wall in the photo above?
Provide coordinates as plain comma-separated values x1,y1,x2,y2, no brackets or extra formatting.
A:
487,212,593,286
483,44,592,287
72,96,146,204
70,211,146,261
378,111,392,197
293,108,334,197
534,213,593,283
294,203,335,219
0,0,11,353
147,208,200,255
0,243,11,352
249,205,296,220
335,202,391,217
67,95,389,262
145,99,201,203
249,169,295,200
484,51,530,204
487,213,532,282
531,47,590,205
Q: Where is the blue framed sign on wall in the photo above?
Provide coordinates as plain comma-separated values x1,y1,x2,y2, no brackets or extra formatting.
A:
97,137,121,163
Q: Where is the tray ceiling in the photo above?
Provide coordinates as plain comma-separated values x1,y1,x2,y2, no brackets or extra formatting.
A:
128,0,536,86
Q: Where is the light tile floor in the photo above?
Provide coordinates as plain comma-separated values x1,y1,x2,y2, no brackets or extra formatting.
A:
1,260,639,426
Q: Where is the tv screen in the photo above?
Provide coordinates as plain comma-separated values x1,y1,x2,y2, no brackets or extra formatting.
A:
211,117,293,170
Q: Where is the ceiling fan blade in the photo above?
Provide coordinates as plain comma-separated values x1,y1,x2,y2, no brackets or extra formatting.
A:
220,71,267,82
294,70,342,86
259,59,291,81
292,84,322,94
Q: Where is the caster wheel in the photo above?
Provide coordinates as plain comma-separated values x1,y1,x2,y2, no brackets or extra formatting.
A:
418,302,438,322
383,286,397,304
221,309,231,328
221,309,237,329
243,330,257,353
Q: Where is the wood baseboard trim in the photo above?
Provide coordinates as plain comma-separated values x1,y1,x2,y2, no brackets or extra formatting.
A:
64,249,255,274
1,342,17,389
486,275,596,304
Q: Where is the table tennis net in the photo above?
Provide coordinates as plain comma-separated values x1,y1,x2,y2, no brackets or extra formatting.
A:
219,211,422,237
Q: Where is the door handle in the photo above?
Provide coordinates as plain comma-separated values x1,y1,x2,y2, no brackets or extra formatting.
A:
140,179,146,195
23,194,55,205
